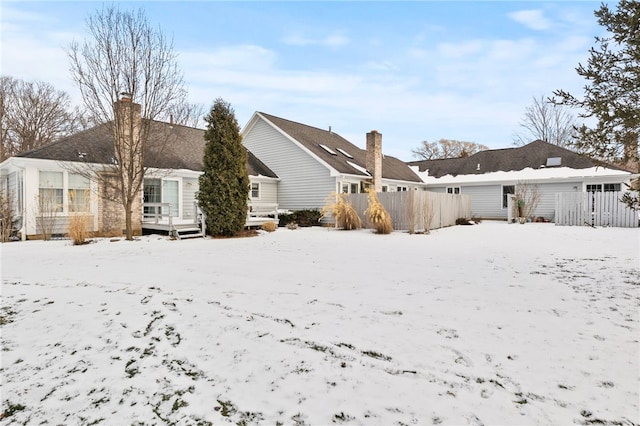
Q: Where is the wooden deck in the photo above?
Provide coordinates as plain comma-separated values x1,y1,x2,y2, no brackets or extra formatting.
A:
141,202,280,237
142,203,205,239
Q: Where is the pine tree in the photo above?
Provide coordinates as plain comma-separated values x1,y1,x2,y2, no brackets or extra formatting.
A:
552,0,639,172
197,98,249,237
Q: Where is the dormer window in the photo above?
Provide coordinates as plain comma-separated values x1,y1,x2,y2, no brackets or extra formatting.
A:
319,144,337,155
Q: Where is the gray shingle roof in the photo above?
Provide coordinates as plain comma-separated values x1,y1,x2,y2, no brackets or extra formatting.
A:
18,120,278,178
406,140,625,178
259,112,422,183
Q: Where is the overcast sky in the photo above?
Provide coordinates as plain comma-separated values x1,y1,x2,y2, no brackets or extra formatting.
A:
1,1,606,160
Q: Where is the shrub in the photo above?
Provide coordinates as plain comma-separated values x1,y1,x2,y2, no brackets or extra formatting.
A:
68,214,90,245
455,217,474,225
35,188,62,241
0,189,18,242
364,189,393,234
320,193,362,230
422,196,436,235
197,99,249,237
515,181,540,220
261,221,277,232
68,189,92,245
278,209,321,227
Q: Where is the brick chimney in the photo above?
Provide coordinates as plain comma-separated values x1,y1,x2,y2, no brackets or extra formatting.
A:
110,92,143,235
366,130,382,192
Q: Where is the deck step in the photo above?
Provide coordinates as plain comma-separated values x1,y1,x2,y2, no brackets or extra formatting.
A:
174,227,204,240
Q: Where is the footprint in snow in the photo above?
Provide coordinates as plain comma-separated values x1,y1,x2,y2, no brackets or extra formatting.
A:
437,328,459,339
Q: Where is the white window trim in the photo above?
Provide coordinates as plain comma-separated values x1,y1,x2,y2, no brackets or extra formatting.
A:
162,178,181,219
251,182,261,200
502,185,515,209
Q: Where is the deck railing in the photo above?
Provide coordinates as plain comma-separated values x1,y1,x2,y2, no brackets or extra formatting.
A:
143,202,173,227
143,202,207,236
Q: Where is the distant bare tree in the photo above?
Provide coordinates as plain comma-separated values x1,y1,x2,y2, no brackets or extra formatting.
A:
0,76,76,161
412,139,488,160
67,5,187,240
167,99,206,128
513,95,577,148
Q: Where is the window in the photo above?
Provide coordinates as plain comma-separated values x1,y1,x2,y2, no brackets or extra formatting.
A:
502,185,515,208
447,187,461,194
397,186,408,192
350,183,358,194
68,173,90,212
604,183,621,192
251,182,260,199
587,183,621,192
144,178,162,216
163,180,179,218
39,171,63,212
382,186,388,192
341,183,349,194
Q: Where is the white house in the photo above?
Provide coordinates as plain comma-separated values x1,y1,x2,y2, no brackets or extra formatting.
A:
241,112,426,212
0,99,279,240
408,140,636,222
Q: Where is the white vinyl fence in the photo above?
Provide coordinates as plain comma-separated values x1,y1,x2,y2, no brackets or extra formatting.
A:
346,191,472,232
555,191,639,228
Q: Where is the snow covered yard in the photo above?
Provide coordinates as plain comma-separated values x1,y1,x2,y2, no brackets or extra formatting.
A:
1,221,638,425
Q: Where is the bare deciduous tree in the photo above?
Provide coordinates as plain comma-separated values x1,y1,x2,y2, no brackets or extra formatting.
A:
515,181,541,221
513,95,577,148
412,139,488,160
0,76,76,161
167,99,206,128
67,5,187,240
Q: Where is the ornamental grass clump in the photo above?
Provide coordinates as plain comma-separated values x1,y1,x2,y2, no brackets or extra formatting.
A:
320,192,362,230
68,189,91,245
365,188,393,234
68,214,90,245
261,221,277,232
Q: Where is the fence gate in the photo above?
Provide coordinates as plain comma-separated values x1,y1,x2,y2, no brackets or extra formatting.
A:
555,191,639,227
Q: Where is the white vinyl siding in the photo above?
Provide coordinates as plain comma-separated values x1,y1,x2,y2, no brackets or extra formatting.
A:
253,179,278,205
243,118,335,210
430,181,585,220
534,182,582,219
426,187,447,194
462,185,502,218
182,177,198,219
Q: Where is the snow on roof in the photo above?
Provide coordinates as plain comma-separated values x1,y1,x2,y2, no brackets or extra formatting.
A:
415,166,631,185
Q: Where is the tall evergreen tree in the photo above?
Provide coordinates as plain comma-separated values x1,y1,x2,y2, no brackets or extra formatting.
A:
197,98,249,236
552,0,639,172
